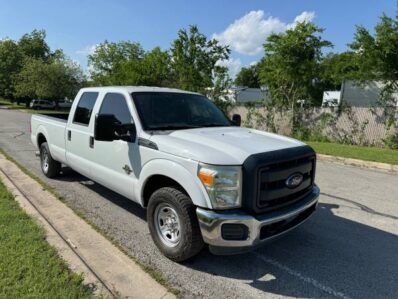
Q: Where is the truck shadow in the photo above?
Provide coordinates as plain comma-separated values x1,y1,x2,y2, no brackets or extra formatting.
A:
183,202,398,299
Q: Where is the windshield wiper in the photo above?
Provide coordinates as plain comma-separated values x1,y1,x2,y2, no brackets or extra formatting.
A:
201,123,231,128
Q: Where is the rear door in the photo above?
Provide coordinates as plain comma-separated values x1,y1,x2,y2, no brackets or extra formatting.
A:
65,91,99,177
89,92,138,200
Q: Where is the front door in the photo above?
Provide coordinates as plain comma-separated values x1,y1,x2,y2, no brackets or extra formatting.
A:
89,92,138,200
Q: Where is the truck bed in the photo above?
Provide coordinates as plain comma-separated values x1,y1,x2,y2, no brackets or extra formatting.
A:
31,113,69,164
38,112,69,121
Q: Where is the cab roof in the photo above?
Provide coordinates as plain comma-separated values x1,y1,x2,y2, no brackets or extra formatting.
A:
79,86,200,95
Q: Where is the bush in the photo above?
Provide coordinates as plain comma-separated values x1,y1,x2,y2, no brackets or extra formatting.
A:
383,131,398,149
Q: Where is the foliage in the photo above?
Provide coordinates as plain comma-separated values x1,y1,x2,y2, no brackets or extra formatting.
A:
170,25,230,93
320,52,359,90
14,58,84,101
258,22,332,132
88,40,145,85
115,47,172,86
349,11,398,129
0,39,23,98
234,64,260,88
383,130,398,149
206,66,233,114
18,29,50,61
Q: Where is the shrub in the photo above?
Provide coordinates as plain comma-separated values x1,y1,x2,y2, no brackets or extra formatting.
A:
383,131,398,149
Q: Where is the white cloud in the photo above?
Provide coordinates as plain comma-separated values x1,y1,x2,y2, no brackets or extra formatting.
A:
288,11,316,29
75,44,98,56
216,58,242,78
213,10,315,56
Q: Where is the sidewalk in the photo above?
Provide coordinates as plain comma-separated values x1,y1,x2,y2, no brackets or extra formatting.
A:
0,153,175,299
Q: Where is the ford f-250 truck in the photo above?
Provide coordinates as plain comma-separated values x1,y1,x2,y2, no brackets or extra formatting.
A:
31,86,320,262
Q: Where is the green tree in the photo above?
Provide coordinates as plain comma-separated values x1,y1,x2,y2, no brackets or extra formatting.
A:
350,12,398,108
234,64,260,88
88,40,144,85
320,52,359,90
18,30,50,61
170,25,230,92
206,66,233,113
14,58,84,105
114,47,172,86
349,9,398,147
258,22,332,131
0,39,23,98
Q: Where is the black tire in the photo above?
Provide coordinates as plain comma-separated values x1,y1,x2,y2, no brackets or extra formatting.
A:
147,187,204,262
40,142,61,178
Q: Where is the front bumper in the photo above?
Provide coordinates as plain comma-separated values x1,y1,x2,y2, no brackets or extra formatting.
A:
196,185,320,254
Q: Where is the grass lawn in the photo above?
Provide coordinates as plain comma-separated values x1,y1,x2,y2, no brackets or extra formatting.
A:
0,180,94,298
0,99,69,114
307,141,398,165
0,99,23,109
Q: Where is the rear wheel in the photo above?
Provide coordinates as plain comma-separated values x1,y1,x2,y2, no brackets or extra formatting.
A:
147,187,204,262
40,142,61,178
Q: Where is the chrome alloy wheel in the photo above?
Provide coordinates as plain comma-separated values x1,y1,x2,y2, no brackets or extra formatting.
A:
41,148,49,173
154,203,181,247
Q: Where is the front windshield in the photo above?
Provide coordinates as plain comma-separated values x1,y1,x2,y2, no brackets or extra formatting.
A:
131,92,231,130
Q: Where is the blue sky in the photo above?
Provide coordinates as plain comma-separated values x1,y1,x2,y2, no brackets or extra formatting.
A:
0,0,396,77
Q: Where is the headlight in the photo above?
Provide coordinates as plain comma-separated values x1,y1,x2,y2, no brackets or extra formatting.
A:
198,163,242,209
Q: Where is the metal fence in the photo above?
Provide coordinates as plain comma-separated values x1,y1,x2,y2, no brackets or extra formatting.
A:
230,105,398,147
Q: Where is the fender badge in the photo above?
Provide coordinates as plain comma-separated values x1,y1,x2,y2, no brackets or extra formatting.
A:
123,165,132,175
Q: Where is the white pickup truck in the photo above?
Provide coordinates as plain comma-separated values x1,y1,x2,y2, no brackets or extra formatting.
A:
31,86,320,261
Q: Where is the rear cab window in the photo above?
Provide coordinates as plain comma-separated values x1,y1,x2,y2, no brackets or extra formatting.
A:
73,92,99,126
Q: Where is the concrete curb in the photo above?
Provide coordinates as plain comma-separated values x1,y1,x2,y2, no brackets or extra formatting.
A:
317,154,398,173
0,153,176,299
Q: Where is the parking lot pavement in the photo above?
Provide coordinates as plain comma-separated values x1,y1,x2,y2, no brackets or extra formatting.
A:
0,109,397,299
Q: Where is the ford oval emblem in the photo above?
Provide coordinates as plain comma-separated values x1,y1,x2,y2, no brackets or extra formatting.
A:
285,173,303,188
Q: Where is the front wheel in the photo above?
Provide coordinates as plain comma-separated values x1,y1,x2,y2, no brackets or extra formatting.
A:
40,142,61,178
147,187,204,262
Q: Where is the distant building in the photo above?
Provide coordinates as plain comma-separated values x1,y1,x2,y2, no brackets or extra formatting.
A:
322,91,341,107
233,88,266,103
322,80,398,107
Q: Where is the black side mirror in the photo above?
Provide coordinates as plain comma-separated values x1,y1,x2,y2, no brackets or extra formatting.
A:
116,123,137,143
94,114,136,143
232,114,241,126
95,114,117,141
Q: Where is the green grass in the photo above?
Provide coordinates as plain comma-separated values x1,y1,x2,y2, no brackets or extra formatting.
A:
0,148,181,298
21,109,70,115
307,141,398,165
0,180,94,298
0,98,69,114
0,99,23,109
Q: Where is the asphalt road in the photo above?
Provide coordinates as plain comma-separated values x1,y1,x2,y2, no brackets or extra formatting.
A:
0,109,397,299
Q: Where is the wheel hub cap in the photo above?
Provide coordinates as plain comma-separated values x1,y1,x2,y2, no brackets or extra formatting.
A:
41,149,49,173
154,204,181,247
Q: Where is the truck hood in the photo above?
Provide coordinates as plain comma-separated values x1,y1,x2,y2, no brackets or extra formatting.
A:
149,127,305,165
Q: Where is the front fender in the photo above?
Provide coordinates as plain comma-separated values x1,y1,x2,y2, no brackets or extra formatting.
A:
137,158,211,209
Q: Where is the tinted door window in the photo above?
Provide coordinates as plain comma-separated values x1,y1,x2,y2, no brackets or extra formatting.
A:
73,92,99,125
99,93,132,124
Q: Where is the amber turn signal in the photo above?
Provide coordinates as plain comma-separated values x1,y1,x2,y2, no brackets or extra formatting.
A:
198,171,214,187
